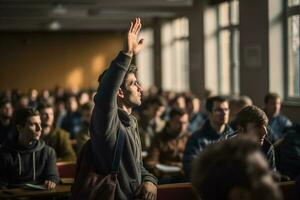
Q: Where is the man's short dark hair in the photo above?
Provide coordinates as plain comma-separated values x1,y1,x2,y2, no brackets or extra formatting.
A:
98,64,138,90
191,136,261,200
14,108,39,126
37,102,53,112
236,105,268,130
264,92,280,104
169,107,187,120
205,96,227,112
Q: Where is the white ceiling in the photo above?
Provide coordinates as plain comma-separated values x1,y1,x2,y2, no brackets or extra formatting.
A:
0,0,194,31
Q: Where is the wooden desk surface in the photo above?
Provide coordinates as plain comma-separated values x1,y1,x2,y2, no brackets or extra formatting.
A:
0,184,71,199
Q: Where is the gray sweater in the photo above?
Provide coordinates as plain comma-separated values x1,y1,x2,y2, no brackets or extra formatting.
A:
90,52,157,199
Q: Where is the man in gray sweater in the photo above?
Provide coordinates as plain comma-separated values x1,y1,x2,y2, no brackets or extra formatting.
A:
90,18,157,199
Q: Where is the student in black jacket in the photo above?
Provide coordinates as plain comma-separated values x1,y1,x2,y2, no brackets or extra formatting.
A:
0,108,59,189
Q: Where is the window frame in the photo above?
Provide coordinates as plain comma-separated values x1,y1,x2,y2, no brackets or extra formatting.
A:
284,2,300,102
214,0,240,95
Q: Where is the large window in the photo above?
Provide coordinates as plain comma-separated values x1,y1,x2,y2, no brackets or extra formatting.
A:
136,28,154,90
286,1,300,98
161,17,190,92
205,0,239,95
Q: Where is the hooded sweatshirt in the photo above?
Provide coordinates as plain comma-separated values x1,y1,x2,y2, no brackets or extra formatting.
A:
90,52,157,200
0,139,60,188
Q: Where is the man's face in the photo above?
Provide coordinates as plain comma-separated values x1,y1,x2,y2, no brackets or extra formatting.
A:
265,98,281,117
209,101,229,126
82,109,92,124
0,102,13,119
18,115,42,142
169,114,189,135
67,97,78,112
122,73,143,107
40,107,54,128
187,98,200,114
244,122,267,145
246,151,282,200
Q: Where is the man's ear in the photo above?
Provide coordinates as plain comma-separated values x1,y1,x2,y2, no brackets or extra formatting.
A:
117,88,125,99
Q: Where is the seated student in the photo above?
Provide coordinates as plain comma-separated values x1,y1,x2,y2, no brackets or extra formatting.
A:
185,94,206,134
191,136,283,200
61,95,82,139
0,99,14,147
275,123,300,180
138,96,167,150
222,105,277,171
144,108,190,183
38,103,76,161
264,93,292,142
0,108,59,189
76,102,93,154
183,96,233,178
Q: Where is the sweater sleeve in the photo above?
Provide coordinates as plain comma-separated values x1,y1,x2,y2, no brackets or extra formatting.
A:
141,161,158,186
90,52,132,166
44,147,60,184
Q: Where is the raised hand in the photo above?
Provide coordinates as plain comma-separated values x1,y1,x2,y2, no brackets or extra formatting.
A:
123,17,144,57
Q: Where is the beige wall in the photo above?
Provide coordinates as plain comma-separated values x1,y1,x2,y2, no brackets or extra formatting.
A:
0,32,123,92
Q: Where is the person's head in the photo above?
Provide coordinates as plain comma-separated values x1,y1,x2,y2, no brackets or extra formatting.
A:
230,96,253,117
28,88,38,101
146,96,167,119
236,105,268,145
264,93,281,117
191,136,282,200
18,94,29,109
170,94,186,110
81,102,93,125
186,95,201,116
37,103,55,129
168,108,189,136
99,64,143,109
206,96,229,127
14,108,42,145
66,95,79,112
79,91,90,106
0,99,13,122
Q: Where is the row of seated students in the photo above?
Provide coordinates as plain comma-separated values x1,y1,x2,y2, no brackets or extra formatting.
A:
138,92,297,185
0,87,298,188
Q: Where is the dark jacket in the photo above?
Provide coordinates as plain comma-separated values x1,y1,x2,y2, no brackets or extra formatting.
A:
61,111,82,139
90,52,157,199
276,124,300,179
0,139,59,188
221,131,276,171
268,114,292,142
183,120,233,177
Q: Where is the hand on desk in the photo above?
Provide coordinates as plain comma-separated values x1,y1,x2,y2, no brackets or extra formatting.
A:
135,181,157,200
44,180,56,189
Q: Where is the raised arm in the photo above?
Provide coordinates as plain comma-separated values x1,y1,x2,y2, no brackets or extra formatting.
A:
90,18,144,163
93,18,144,109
